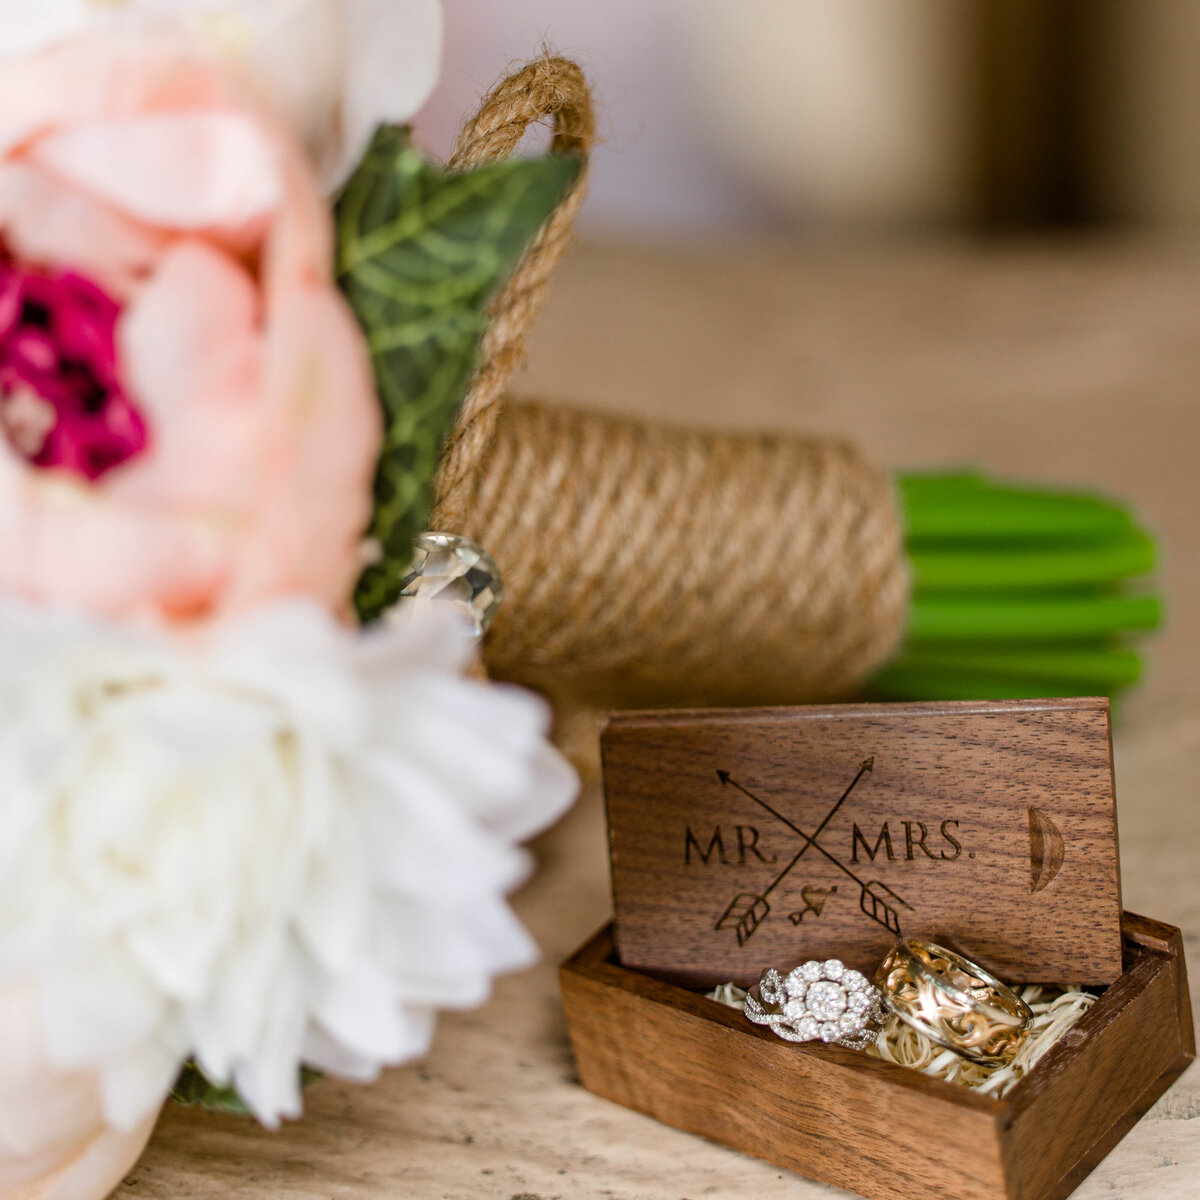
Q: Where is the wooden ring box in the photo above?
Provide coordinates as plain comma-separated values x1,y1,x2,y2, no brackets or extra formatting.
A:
560,699,1194,1200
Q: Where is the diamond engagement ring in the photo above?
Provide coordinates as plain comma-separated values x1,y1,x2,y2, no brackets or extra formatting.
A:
744,957,883,1050
875,938,1033,1065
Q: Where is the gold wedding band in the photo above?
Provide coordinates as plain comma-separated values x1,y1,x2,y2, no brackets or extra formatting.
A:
875,938,1033,1065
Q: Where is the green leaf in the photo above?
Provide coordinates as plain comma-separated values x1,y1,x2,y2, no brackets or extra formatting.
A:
170,1063,251,1114
170,1062,323,1116
337,126,582,623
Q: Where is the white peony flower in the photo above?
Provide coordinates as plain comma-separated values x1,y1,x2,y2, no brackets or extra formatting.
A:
0,599,576,1130
0,0,443,184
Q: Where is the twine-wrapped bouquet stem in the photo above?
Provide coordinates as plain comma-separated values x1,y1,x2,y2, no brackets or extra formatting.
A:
433,59,908,709
431,58,1158,718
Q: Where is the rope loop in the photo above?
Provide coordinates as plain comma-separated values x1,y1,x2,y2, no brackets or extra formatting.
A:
432,57,595,529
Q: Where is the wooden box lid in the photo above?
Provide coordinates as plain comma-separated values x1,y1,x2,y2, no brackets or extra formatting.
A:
601,697,1123,987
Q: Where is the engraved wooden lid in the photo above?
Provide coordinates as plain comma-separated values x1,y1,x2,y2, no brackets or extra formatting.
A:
601,697,1122,988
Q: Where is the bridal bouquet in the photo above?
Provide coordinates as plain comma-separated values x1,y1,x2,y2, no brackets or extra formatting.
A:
0,4,581,1197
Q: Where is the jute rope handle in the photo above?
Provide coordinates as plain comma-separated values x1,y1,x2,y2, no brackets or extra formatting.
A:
432,57,595,532
432,58,909,712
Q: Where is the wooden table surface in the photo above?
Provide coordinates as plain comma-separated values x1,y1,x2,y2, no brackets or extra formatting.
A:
123,239,1200,1199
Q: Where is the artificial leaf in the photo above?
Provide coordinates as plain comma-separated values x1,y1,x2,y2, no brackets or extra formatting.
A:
337,125,581,623
170,1062,322,1115
170,1063,251,1114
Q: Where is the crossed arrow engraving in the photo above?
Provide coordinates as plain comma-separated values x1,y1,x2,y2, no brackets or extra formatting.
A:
713,758,913,946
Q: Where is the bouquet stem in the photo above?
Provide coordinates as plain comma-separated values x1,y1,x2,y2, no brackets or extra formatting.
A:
872,472,1162,704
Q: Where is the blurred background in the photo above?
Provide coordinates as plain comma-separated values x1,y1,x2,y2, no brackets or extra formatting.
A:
417,0,1200,239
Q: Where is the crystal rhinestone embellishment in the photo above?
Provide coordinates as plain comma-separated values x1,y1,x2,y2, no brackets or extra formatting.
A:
392,532,503,637
743,958,883,1050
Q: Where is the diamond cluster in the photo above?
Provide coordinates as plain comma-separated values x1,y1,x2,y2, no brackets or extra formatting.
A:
745,957,882,1049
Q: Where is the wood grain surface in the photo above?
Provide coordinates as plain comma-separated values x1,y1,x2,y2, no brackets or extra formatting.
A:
1003,914,1196,1200
561,914,1193,1200
119,242,1200,1198
603,698,1121,987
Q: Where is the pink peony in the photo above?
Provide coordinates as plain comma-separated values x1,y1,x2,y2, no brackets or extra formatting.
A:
0,986,157,1200
0,33,380,620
